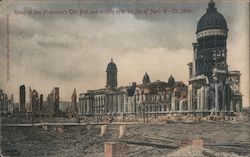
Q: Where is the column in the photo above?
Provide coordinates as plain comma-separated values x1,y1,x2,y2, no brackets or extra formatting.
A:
197,89,200,110
236,101,240,113
117,94,121,113
87,99,89,115
171,94,176,111
188,85,192,111
200,87,204,111
204,87,208,110
179,100,182,112
123,95,127,113
230,100,233,112
215,82,219,111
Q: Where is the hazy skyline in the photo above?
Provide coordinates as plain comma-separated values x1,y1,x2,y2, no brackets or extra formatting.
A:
0,0,249,106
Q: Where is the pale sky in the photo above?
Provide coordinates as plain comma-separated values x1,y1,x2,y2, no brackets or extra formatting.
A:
0,0,249,107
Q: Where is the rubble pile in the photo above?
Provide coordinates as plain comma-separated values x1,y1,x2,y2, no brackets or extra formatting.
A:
235,113,249,122
165,145,244,157
181,114,198,123
2,114,249,157
122,115,138,122
158,115,176,123
99,116,111,123
207,115,224,121
2,125,118,157
156,114,248,124
123,121,250,157
158,114,199,123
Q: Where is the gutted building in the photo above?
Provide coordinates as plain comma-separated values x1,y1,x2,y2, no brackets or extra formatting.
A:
0,89,14,114
78,59,188,116
187,0,242,114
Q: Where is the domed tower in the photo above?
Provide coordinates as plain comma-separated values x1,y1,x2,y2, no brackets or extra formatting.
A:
194,0,228,79
168,75,175,85
143,72,150,85
106,58,117,88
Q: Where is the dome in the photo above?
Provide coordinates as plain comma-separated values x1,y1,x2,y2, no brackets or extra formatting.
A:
143,72,150,84
168,75,175,85
106,58,117,72
197,0,227,33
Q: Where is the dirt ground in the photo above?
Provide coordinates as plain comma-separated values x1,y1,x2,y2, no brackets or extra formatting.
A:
1,119,250,157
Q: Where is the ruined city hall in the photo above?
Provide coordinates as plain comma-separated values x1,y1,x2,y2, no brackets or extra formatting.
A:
78,0,243,117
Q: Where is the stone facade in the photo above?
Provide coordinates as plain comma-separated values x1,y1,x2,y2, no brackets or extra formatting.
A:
47,87,60,117
30,88,39,113
24,87,45,117
0,89,14,114
78,60,188,116
66,88,78,118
